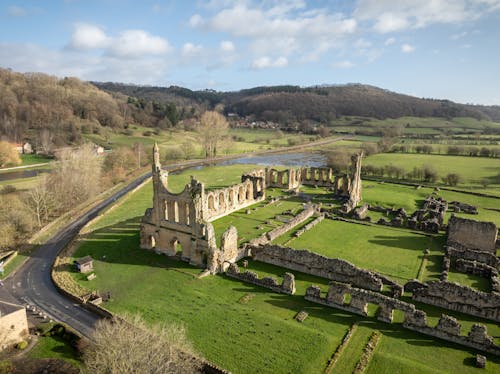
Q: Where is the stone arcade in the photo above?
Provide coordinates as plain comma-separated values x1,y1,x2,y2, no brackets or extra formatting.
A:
139,144,363,270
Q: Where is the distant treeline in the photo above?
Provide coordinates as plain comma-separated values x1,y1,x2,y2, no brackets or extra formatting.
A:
391,144,499,157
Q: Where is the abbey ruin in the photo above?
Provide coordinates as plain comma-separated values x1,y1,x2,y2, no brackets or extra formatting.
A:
140,144,363,270
139,144,500,359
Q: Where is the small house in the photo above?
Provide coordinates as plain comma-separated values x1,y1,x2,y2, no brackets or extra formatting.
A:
74,256,94,273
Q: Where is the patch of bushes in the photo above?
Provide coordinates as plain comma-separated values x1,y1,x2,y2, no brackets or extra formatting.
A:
16,340,28,350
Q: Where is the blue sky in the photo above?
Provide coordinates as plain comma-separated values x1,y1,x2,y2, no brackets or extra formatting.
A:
1,0,499,104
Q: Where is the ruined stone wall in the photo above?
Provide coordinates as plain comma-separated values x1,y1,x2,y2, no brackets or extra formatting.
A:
305,283,500,356
226,263,296,295
447,216,498,253
446,245,499,268
455,259,498,278
204,174,265,222
250,244,398,292
305,282,414,323
404,315,500,356
294,215,324,237
408,281,500,322
266,167,302,190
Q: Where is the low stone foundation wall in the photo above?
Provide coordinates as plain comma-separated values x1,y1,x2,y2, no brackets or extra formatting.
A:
446,245,499,268
404,317,500,356
226,263,296,295
305,282,500,356
407,280,500,322
455,259,498,278
305,282,414,323
294,215,324,237
250,244,398,292
249,205,317,246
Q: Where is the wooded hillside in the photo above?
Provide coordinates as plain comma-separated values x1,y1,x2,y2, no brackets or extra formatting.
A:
1,67,499,147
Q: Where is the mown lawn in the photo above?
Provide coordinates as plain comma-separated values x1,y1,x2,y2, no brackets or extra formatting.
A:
288,219,444,283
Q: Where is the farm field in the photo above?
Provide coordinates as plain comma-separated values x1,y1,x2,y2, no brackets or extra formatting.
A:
83,125,324,158
361,181,500,226
363,153,500,188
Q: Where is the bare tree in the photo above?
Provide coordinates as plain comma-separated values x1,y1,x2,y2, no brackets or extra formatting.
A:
197,111,229,158
0,141,21,167
48,144,102,212
25,177,56,227
38,128,54,155
83,314,202,374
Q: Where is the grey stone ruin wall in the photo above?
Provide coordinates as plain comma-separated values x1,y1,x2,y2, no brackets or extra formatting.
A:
249,244,401,292
404,315,500,356
226,263,296,295
249,205,317,246
304,283,500,356
305,282,414,323
446,245,500,268
447,216,498,253
455,259,498,278
409,281,500,322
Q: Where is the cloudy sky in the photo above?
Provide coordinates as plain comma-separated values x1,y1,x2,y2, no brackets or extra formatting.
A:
1,0,500,104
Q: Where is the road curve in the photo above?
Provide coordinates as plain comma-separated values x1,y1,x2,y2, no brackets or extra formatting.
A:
2,136,347,339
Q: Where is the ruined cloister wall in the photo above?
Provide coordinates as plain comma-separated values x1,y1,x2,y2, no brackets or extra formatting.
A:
305,283,500,356
249,244,396,292
408,281,500,322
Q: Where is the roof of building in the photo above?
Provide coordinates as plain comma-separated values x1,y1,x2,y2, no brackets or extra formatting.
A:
74,255,93,265
0,301,24,317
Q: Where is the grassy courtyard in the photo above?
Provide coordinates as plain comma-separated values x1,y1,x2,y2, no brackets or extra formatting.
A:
288,219,444,283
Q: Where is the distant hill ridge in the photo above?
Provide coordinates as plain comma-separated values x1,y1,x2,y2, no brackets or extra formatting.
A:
93,81,500,123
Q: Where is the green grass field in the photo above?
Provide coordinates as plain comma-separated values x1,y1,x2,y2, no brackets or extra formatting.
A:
60,162,500,373
364,153,500,189
288,219,444,283
362,182,500,226
28,336,81,368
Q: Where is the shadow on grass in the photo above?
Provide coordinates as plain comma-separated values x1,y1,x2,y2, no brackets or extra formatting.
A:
64,217,197,273
368,235,432,251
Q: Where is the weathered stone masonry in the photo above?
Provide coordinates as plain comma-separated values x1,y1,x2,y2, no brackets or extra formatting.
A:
140,145,363,270
305,282,500,356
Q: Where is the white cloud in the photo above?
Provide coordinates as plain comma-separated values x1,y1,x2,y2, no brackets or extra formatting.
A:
189,14,204,27
401,43,415,53
69,23,111,50
354,0,496,33
109,30,170,57
69,24,170,58
190,3,357,61
220,40,235,52
384,37,396,45
0,42,171,84
373,12,409,33
181,42,204,58
333,60,354,68
251,56,288,69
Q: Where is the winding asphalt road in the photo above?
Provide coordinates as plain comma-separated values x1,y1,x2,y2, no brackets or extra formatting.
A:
0,136,347,339
4,172,151,339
